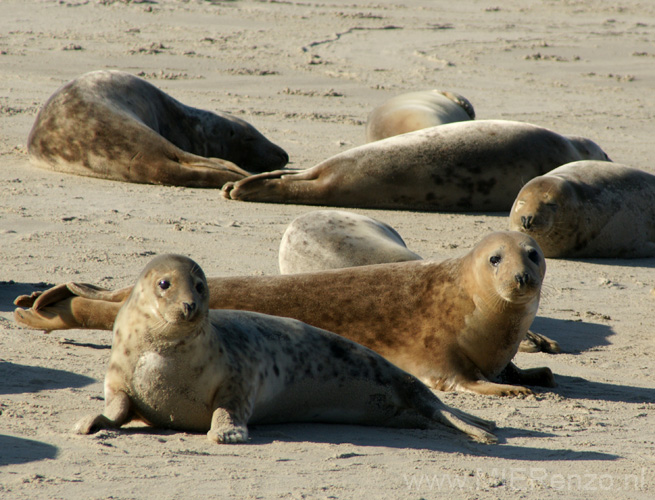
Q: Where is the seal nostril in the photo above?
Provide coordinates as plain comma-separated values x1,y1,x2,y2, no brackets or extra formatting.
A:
515,273,530,286
521,215,532,229
183,302,196,318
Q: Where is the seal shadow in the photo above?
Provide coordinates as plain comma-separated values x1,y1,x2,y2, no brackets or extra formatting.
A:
0,281,52,313
553,375,655,404
111,422,617,460
0,434,59,466
0,361,95,395
245,423,618,461
530,316,614,353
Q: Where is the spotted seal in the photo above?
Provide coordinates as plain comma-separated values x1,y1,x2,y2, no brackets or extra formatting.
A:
73,254,496,444
221,120,610,211
27,70,288,187
365,89,475,142
15,232,555,396
510,161,655,258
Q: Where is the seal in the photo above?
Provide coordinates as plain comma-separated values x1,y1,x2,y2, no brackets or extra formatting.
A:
15,232,555,396
221,120,610,211
510,161,655,258
365,89,475,142
73,254,496,444
278,209,559,354
27,70,289,187
278,210,421,274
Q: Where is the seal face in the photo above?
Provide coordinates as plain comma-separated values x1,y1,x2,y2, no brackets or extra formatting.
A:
27,70,288,187
510,161,655,258
73,254,496,444
365,89,475,142
278,210,421,274
222,120,610,212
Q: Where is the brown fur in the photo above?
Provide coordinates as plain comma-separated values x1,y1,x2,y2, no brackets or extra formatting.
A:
16,232,554,396
222,120,609,211
365,89,475,142
28,70,288,187
510,161,655,258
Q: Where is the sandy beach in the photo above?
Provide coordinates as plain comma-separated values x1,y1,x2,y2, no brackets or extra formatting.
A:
1,1,654,498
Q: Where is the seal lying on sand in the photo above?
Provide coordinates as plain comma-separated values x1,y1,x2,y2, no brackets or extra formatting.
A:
27,70,288,187
510,161,655,258
15,232,555,396
73,254,496,444
278,210,421,274
365,89,475,142
221,120,610,211
278,210,559,354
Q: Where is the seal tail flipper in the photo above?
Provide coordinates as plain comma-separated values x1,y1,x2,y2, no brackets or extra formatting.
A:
13,282,129,331
222,167,325,203
399,375,497,443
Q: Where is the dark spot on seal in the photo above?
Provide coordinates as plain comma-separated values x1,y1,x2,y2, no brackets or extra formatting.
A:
273,364,280,377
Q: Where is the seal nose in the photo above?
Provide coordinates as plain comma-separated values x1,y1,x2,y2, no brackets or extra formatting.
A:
182,301,196,320
521,215,533,230
515,272,531,287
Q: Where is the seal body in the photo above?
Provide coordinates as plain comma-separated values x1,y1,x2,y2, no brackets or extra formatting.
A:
510,161,655,258
16,233,554,396
28,70,288,187
73,254,496,444
365,89,475,142
222,120,610,211
279,210,421,274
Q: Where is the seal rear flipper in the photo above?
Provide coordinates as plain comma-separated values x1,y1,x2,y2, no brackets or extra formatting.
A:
222,167,322,202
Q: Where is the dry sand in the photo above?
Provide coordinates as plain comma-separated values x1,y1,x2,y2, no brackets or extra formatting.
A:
1,1,654,498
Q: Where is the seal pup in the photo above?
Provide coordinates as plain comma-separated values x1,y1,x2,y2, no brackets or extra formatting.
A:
74,254,496,444
16,232,555,396
221,120,610,212
27,70,289,187
277,209,559,354
365,89,475,142
510,161,655,258
278,210,421,274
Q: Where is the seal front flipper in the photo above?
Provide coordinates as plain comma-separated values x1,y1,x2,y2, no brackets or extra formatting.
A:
498,362,556,388
74,390,133,434
207,407,249,444
519,330,561,354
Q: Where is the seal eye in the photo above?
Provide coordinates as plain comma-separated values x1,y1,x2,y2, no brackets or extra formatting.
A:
195,282,205,294
528,249,540,264
158,279,171,290
489,255,502,267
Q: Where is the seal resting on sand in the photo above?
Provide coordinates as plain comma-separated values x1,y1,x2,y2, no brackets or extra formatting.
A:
73,254,496,444
221,120,610,211
27,70,288,187
365,89,475,142
510,161,655,258
16,232,555,396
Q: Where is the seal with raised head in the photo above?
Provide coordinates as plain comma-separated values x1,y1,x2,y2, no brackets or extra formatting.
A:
73,254,496,444
510,161,655,258
366,89,475,142
365,89,475,142
278,209,559,354
16,232,555,396
221,120,610,212
278,210,421,274
27,70,289,187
